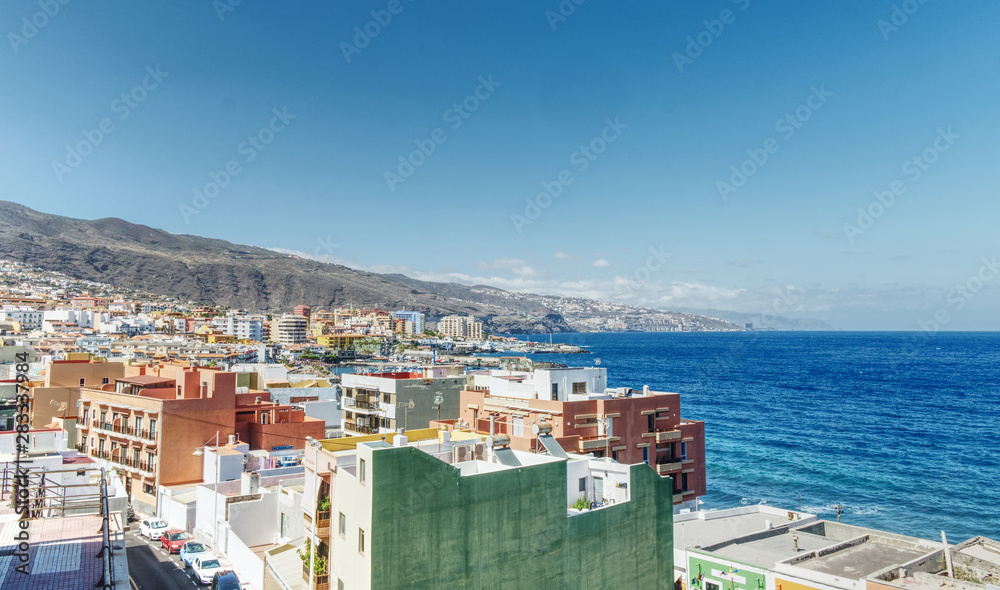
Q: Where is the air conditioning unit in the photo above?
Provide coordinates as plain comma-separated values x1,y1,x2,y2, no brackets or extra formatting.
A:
453,445,470,463
473,443,486,461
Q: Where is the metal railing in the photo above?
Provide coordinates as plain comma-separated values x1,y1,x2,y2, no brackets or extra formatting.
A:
92,421,156,442
95,468,114,590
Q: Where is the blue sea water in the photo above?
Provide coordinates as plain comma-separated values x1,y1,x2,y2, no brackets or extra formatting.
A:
509,331,1000,542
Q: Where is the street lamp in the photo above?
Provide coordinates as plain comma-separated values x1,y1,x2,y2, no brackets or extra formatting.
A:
193,431,220,548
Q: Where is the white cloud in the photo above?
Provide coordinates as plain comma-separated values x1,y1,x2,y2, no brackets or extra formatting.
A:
554,251,582,261
592,258,611,268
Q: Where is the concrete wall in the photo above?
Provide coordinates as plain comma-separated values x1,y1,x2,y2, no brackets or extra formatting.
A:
360,445,673,589
224,522,266,590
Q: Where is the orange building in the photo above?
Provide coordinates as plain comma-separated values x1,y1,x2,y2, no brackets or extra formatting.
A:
434,367,706,508
76,364,324,515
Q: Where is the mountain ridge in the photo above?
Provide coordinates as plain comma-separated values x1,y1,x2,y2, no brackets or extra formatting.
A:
0,201,742,334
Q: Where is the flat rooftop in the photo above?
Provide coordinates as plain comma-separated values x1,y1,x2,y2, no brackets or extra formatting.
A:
675,506,817,550
794,541,928,578
712,528,834,566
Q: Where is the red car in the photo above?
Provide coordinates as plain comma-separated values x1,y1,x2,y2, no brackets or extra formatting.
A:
160,529,191,553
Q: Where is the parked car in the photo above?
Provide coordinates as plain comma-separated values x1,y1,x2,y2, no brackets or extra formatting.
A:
211,571,241,590
159,529,190,553
180,541,209,568
138,518,168,540
191,554,225,585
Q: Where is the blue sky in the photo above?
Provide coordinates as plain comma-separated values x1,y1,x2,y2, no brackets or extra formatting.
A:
2,1,998,329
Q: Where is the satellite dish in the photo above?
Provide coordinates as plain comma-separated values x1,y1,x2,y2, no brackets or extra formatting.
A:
532,424,540,435
595,358,602,366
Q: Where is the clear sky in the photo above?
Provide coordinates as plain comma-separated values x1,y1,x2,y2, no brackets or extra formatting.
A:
2,1,998,329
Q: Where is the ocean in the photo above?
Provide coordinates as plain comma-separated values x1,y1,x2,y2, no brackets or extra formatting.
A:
508,331,1000,542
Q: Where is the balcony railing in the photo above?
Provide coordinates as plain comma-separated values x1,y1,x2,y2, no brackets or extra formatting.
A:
343,398,380,411
344,421,378,435
302,566,329,590
92,421,156,442
316,510,331,537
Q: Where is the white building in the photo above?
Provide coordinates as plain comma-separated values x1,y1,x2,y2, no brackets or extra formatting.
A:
276,315,308,344
212,312,265,342
0,306,43,330
466,366,607,401
437,315,484,340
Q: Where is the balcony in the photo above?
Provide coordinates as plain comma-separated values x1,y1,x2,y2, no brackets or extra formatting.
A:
343,398,380,412
655,461,683,475
303,566,329,590
578,436,614,451
344,421,378,435
654,430,681,443
316,510,331,538
92,421,156,444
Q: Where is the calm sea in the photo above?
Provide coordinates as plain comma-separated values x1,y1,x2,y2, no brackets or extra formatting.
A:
508,331,1000,542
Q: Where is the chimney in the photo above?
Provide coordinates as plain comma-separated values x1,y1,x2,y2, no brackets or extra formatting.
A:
240,471,260,495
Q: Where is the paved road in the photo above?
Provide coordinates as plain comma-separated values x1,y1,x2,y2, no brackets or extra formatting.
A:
124,529,205,590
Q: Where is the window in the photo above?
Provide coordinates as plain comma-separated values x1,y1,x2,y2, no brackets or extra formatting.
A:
102,377,109,385
338,579,345,590
550,383,558,400
512,416,524,437
98,439,105,454
707,583,720,590
358,528,365,554
148,419,157,439
143,482,155,495
612,450,619,461
77,469,86,476
79,378,85,386
100,411,106,426
642,447,650,465
147,452,155,471
578,477,586,493
648,414,654,433
134,416,142,433
133,449,140,464
382,392,390,403
338,512,346,536
572,382,586,394
280,513,286,538
680,441,688,461
359,459,366,484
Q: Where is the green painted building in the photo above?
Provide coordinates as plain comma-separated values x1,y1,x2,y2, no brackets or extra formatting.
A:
321,440,675,589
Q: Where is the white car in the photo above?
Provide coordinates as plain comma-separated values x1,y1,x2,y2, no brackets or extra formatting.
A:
138,518,168,540
191,554,225,585
180,540,209,568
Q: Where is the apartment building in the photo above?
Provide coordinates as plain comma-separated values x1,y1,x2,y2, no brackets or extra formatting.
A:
340,366,466,436
76,364,325,515
439,366,706,508
211,312,265,341
0,306,43,331
437,314,483,339
275,314,309,344
392,310,424,334
28,358,125,431
285,430,675,590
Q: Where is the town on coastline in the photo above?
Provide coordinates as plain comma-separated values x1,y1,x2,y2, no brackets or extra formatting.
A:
0,259,997,590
